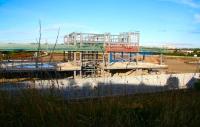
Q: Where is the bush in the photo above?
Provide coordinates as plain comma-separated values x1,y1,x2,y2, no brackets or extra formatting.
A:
1,89,200,127
194,80,200,91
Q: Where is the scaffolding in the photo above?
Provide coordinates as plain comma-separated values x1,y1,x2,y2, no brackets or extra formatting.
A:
64,32,139,47
64,32,140,77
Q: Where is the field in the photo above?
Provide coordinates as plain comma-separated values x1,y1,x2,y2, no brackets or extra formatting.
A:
0,89,200,127
164,56,199,73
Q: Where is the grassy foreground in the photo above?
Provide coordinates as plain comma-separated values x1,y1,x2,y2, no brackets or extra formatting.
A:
0,89,200,127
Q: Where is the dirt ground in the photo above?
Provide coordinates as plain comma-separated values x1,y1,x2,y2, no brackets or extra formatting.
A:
133,55,198,73
163,56,199,73
139,55,199,73
40,53,64,62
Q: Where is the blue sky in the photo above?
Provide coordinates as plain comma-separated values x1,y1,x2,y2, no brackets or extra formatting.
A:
0,0,200,47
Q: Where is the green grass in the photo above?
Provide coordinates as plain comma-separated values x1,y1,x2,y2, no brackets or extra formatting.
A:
0,89,200,127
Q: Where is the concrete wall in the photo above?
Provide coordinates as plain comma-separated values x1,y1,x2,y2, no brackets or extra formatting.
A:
31,73,198,88
18,73,199,99
1,73,198,98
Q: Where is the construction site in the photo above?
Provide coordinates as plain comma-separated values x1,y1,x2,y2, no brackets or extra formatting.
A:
0,32,199,98
0,32,167,79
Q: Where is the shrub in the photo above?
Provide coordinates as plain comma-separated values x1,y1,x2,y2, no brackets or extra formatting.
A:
194,80,200,91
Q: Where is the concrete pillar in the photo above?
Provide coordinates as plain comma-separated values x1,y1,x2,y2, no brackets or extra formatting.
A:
79,70,82,77
73,71,76,79
74,52,76,64
121,52,124,62
108,52,111,63
80,52,83,77
136,53,138,65
80,52,82,65
103,53,105,66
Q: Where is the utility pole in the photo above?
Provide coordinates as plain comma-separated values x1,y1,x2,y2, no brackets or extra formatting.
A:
36,20,42,69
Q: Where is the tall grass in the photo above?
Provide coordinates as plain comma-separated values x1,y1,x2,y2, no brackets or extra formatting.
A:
0,89,200,127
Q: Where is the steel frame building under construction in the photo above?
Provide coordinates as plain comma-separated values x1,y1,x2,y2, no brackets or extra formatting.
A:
63,32,166,77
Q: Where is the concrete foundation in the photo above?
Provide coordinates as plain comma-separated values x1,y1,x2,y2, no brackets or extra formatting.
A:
3,73,198,99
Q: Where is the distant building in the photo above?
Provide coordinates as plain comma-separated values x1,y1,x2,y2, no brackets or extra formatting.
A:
179,50,194,54
162,44,176,49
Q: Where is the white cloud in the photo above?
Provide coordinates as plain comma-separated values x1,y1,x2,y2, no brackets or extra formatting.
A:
160,0,200,24
160,0,200,8
43,23,93,32
0,29,33,35
181,0,200,8
0,22,99,44
194,14,200,23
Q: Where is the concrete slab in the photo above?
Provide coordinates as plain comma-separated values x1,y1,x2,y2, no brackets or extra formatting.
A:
104,62,168,70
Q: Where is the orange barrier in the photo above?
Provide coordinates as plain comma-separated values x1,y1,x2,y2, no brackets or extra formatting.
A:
105,44,139,53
